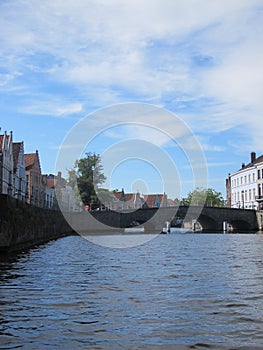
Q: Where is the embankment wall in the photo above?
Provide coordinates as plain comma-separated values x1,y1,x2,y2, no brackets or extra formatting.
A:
0,194,73,253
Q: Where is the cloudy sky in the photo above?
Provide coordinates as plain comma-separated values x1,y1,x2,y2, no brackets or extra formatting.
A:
0,0,262,199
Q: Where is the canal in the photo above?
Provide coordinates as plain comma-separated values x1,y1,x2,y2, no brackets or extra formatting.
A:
0,233,263,349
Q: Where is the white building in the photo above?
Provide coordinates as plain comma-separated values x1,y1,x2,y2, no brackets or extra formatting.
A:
226,152,263,210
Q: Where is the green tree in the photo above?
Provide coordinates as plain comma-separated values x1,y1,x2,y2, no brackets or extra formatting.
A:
67,153,106,208
184,187,225,207
96,188,116,209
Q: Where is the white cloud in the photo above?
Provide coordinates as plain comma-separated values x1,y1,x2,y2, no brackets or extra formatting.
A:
201,144,226,152
104,124,173,147
20,100,83,117
0,0,262,151
201,45,263,109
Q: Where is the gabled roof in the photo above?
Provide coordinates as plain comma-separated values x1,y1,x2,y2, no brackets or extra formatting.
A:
0,133,12,151
24,150,41,173
143,194,166,207
0,135,3,150
24,153,36,169
12,142,23,171
114,191,135,202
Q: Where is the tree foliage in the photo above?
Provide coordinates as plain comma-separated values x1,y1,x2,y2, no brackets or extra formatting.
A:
67,153,106,207
184,187,225,207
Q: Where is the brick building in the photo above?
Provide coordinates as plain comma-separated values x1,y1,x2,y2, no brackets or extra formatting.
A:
25,150,45,207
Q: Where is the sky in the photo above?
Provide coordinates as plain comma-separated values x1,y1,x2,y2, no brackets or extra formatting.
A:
0,0,262,200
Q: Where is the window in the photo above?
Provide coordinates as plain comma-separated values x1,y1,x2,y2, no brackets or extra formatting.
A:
241,177,243,184
258,169,261,180
258,184,261,197
249,174,251,183
253,188,256,200
244,175,247,184
249,189,251,201
253,173,255,182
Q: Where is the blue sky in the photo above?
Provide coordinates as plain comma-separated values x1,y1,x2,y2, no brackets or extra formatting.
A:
0,0,262,200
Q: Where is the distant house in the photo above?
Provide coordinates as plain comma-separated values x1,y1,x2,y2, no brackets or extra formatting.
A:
43,172,79,211
113,189,146,210
0,131,13,195
143,193,168,208
25,150,45,207
113,189,168,209
167,198,177,207
12,141,27,201
42,174,57,209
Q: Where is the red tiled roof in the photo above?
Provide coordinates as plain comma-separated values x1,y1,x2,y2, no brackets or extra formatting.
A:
46,179,56,188
143,194,164,207
43,173,66,188
114,192,135,202
24,153,37,169
114,191,167,208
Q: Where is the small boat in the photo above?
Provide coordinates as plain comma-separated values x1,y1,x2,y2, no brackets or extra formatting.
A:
170,227,202,233
124,226,145,233
170,227,194,234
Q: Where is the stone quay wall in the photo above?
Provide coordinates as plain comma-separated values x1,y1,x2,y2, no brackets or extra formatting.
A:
0,194,73,253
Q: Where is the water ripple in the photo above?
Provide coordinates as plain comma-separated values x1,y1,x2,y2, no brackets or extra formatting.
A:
0,233,263,349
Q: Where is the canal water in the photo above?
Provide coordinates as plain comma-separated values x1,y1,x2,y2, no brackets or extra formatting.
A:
0,233,263,349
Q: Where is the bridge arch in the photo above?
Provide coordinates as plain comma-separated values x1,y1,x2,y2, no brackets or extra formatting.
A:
228,219,251,232
196,214,217,232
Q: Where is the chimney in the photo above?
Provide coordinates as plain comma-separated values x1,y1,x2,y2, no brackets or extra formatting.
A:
242,163,245,168
251,152,256,163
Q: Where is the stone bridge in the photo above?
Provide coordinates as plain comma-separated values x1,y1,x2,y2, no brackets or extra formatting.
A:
69,205,261,233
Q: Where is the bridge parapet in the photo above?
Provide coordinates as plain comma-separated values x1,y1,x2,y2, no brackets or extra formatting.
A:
68,205,260,233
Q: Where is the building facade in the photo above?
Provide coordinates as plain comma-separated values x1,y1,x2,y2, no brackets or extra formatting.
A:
0,130,78,211
25,150,45,207
226,152,263,210
0,131,13,196
43,172,79,211
13,141,27,201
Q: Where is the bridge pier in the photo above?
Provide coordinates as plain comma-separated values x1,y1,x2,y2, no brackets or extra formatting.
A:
256,211,263,231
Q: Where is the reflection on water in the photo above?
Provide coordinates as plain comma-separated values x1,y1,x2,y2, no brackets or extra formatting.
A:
0,233,263,349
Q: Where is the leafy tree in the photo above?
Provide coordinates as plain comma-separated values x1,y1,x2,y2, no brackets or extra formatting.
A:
96,188,116,209
67,153,106,208
184,187,225,207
